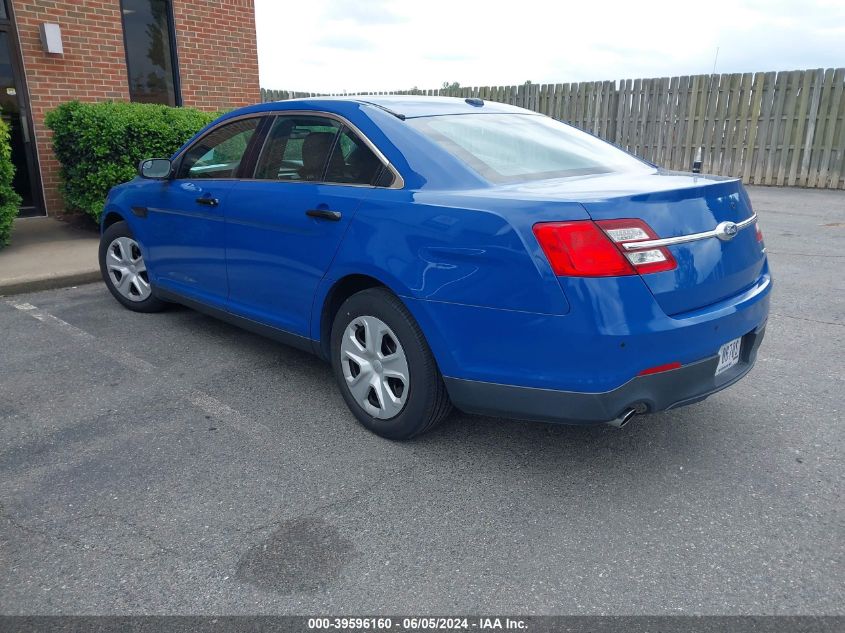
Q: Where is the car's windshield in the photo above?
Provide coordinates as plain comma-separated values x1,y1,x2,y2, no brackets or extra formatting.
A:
407,113,651,183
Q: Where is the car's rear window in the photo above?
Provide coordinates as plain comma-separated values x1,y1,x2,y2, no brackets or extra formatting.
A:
407,113,650,183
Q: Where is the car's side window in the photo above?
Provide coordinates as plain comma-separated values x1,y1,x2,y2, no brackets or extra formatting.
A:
254,116,342,182
326,127,389,186
253,115,392,186
177,117,261,179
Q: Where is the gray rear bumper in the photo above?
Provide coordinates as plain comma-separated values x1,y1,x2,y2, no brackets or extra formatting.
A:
444,324,766,424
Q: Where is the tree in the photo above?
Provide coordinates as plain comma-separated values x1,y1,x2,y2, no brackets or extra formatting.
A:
441,81,461,95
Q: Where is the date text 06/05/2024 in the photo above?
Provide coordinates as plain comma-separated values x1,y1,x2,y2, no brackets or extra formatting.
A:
306,617,528,630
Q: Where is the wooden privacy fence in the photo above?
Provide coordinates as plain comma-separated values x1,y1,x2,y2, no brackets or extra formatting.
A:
261,68,845,189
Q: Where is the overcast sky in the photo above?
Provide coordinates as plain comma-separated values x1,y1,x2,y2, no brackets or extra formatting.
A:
255,0,845,93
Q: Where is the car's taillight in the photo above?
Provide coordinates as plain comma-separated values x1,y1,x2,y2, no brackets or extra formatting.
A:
756,223,764,242
533,219,677,277
596,219,677,275
532,221,636,277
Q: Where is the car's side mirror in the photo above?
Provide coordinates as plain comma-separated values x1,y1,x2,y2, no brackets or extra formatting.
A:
139,158,172,179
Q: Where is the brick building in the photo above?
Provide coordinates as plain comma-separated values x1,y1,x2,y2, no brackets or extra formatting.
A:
1,0,259,216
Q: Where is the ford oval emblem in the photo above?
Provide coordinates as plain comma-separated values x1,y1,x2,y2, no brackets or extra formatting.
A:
715,221,739,241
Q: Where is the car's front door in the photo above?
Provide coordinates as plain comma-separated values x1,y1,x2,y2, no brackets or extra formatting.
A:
142,116,262,308
225,114,393,338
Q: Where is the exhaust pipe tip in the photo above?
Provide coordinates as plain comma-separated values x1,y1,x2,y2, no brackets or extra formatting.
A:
607,407,638,429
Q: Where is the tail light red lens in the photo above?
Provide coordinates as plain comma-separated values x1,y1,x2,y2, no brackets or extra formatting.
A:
533,219,677,277
532,221,636,277
755,223,764,242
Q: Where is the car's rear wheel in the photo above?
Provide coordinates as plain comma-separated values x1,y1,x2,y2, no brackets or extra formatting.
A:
331,287,451,439
99,221,166,313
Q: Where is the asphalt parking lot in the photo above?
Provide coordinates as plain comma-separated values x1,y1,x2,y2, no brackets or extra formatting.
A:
1,186,842,615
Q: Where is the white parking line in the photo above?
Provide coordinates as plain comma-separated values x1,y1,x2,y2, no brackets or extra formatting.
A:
187,391,282,442
8,299,157,375
6,299,278,441
8,301,96,339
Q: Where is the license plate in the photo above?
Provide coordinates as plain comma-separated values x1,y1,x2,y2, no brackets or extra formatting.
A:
715,337,742,376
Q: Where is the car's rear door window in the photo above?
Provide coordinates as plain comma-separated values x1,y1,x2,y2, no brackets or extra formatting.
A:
254,116,341,181
177,117,261,179
325,127,388,186
254,115,390,186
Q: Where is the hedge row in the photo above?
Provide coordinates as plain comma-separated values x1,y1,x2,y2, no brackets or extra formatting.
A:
0,114,21,248
45,101,218,220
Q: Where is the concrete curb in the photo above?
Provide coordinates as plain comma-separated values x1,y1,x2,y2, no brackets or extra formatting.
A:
0,269,102,296
1,217,101,297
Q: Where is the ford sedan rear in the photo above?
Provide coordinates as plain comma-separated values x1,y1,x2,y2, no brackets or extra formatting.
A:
99,96,770,439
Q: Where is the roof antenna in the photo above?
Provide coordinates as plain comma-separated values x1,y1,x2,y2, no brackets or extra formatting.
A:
692,147,703,174
693,45,720,174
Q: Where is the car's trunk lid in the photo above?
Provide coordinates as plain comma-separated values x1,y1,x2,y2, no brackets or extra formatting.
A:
572,172,766,315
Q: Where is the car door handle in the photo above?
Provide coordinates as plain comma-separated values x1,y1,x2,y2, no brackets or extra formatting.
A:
195,196,219,207
306,209,342,221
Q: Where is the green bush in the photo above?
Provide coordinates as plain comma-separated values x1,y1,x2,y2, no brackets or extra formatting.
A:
45,101,217,220
0,114,22,248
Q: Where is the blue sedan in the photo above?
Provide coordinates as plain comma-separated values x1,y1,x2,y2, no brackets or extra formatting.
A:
99,96,771,439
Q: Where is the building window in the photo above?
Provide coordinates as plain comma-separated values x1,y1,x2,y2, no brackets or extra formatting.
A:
121,0,180,105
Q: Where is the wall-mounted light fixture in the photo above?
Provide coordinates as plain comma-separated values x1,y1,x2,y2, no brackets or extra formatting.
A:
39,23,64,55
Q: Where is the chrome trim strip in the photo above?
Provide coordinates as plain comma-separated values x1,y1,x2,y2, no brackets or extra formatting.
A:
622,214,757,251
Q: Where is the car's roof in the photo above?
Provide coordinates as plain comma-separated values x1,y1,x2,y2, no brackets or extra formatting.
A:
238,95,533,119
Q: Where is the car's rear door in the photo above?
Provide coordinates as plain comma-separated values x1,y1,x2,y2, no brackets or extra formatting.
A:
224,113,392,338
142,116,263,308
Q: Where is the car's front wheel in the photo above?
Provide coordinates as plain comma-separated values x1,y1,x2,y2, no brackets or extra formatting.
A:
99,221,166,313
331,287,451,439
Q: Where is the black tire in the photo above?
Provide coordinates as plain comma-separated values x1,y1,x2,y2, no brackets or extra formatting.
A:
331,287,452,440
99,221,167,313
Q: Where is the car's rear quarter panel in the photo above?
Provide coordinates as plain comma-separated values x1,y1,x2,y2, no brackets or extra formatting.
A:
316,189,585,317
